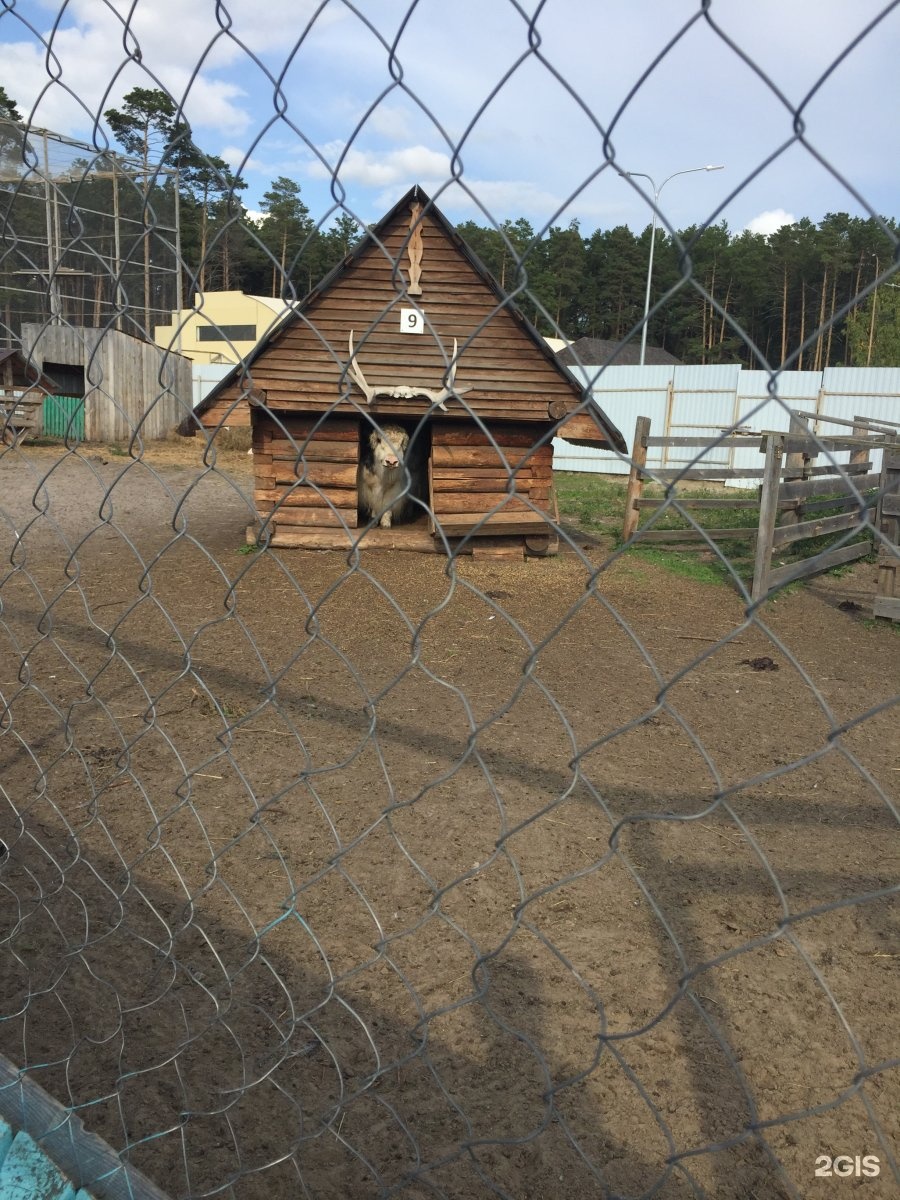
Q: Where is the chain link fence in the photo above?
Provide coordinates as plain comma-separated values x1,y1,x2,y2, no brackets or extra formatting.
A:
0,3,898,1198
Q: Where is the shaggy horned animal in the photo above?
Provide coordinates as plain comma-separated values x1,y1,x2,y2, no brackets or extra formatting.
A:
357,424,421,528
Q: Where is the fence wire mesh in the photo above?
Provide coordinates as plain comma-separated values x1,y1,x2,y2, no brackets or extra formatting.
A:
0,3,898,1199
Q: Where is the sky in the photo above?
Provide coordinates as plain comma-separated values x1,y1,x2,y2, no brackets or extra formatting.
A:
0,0,898,240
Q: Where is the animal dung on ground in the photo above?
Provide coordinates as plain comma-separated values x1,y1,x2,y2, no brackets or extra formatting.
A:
740,656,780,671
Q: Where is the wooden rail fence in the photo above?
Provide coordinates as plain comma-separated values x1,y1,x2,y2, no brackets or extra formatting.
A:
622,415,900,617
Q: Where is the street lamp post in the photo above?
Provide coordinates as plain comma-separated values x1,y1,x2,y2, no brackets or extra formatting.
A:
621,164,724,365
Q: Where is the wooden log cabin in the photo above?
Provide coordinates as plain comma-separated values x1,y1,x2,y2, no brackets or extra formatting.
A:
181,186,625,556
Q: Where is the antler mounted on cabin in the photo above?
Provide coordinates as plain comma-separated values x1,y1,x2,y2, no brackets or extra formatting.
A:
347,332,473,413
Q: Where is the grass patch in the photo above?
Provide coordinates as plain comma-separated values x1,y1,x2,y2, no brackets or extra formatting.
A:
629,546,735,587
555,470,878,588
554,472,627,531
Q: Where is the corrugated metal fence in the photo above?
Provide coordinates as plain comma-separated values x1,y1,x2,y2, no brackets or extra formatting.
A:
556,365,900,483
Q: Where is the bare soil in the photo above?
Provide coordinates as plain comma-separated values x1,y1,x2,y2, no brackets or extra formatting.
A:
0,440,897,1200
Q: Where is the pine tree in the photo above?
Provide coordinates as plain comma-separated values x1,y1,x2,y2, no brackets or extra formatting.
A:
257,177,315,299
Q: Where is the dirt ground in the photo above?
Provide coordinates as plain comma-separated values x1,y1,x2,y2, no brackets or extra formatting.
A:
0,440,897,1200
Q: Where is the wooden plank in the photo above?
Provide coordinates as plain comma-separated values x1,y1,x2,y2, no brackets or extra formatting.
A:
778,469,881,501
780,411,812,534
623,415,650,542
433,494,538,515
644,436,763,449
432,445,536,469
873,595,900,621
435,510,550,536
278,417,359,436
267,429,360,444
651,467,769,480
652,461,873,483
751,434,785,602
269,439,358,463
231,393,556,420
256,485,355,508
471,539,526,561
789,409,900,432
881,493,900,517
432,467,533,482
272,470,359,489
782,492,876,516
256,467,358,495
773,509,873,547
634,496,760,510
268,431,360,450
270,507,357,528
432,473,533,492
766,540,871,592
431,423,545,447
263,525,453,553
554,410,621,447
636,526,757,544
782,435,890,453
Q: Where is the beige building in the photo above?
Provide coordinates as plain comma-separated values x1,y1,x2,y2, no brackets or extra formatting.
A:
154,291,293,365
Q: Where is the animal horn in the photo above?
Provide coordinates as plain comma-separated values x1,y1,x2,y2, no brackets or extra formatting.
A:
348,331,374,403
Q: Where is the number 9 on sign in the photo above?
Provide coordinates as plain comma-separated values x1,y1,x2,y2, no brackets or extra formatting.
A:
400,307,424,334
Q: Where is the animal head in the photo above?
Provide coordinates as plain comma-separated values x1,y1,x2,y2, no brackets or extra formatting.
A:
369,425,409,470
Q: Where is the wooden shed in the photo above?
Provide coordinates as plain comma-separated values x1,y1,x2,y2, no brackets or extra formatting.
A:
182,186,625,555
19,324,192,443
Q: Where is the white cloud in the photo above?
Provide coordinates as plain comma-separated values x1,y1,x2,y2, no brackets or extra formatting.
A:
366,103,418,144
0,0,895,235
0,0,331,139
746,208,796,236
308,144,452,189
220,146,267,175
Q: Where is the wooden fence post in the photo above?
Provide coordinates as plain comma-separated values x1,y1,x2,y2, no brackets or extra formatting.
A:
751,433,785,602
622,415,650,542
849,416,869,469
781,411,811,531
874,438,900,622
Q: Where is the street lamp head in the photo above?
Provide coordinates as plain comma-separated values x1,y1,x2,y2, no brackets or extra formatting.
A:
618,161,725,366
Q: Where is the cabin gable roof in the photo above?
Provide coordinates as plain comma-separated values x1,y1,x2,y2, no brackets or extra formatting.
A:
183,187,624,451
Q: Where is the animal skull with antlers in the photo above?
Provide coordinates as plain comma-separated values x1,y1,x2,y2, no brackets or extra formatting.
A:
347,332,472,413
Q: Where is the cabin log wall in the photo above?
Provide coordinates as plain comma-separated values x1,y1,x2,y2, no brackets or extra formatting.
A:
430,421,553,537
253,413,359,531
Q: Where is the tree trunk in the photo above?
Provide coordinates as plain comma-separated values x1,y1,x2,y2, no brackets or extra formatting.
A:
813,268,828,371
199,185,209,293
825,271,837,366
865,256,879,367
781,265,788,366
718,278,732,346
798,279,806,370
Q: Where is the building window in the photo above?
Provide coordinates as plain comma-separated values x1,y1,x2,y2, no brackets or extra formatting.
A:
196,325,257,342
43,361,86,397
